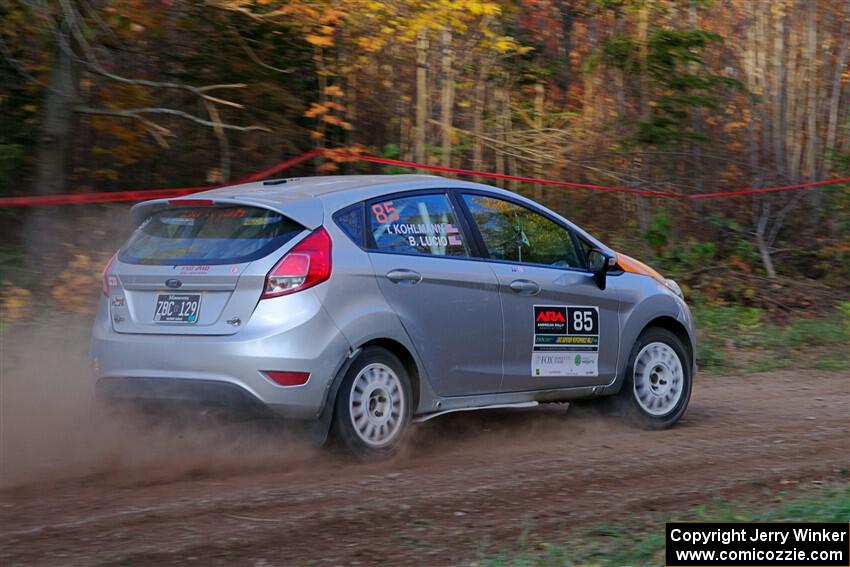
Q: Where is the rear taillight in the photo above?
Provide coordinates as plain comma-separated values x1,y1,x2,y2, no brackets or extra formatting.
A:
101,255,115,296
261,227,332,299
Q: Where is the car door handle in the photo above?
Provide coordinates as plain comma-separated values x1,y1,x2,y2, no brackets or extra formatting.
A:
386,269,422,285
509,279,540,295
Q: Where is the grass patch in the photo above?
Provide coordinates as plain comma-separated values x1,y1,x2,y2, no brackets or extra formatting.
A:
812,349,850,371
475,483,850,566
694,305,850,373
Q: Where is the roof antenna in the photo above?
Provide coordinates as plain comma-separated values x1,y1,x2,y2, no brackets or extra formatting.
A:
262,178,290,186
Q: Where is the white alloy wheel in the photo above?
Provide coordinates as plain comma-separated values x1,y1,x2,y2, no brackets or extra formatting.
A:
632,341,684,416
348,362,406,447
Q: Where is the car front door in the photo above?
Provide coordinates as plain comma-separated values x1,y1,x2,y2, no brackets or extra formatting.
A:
366,191,503,397
458,192,620,392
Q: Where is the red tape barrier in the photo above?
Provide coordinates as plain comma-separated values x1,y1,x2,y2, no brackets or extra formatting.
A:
0,149,319,208
0,148,848,207
351,154,850,200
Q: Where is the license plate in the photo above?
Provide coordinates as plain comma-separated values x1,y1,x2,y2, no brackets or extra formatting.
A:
154,294,201,323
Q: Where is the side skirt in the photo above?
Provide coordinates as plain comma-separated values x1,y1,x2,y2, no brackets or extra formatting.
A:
413,401,539,423
415,384,604,421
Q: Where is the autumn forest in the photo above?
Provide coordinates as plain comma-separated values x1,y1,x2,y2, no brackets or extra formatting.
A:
1,0,849,317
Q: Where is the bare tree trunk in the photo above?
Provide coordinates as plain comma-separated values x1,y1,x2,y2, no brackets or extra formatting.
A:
688,1,703,201
414,29,428,167
804,0,819,209
756,3,770,165
347,69,357,173
504,85,518,191
636,1,652,244
744,0,760,174
313,46,328,172
25,31,77,276
746,0,775,279
472,61,491,183
786,9,804,184
439,30,455,169
203,101,230,183
532,81,544,201
772,3,787,178
824,0,850,174
494,84,506,188
556,3,574,106
755,205,778,279
637,1,650,125
613,8,626,137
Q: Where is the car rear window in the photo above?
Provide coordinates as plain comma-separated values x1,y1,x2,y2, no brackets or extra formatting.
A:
119,206,304,265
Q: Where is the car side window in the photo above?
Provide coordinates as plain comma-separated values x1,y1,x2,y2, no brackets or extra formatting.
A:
368,193,469,257
461,194,582,269
333,203,364,246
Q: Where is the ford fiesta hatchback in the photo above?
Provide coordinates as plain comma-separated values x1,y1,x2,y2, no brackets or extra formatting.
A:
92,175,695,456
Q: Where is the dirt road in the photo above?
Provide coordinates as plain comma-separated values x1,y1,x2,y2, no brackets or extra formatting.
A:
1,369,848,566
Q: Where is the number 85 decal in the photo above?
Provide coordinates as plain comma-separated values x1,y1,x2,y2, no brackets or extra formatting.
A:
371,201,400,224
568,307,598,335
573,310,593,331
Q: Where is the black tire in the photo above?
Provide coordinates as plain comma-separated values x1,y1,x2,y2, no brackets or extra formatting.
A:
330,346,412,458
615,326,693,429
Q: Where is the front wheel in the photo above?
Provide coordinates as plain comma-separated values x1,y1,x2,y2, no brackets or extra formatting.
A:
620,327,692,429
330,347,412,458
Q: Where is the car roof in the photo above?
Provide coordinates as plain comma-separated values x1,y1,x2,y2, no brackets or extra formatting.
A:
200,174,466,202
131,174,613,253
132,174,487,228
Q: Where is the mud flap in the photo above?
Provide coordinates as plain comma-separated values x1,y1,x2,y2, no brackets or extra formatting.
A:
309,347,363,446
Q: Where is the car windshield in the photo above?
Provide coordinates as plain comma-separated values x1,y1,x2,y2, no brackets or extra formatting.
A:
119,206,303,265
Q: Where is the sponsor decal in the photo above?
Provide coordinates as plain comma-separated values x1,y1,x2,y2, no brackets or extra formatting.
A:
178,265,210,273
242,217,278,226
535,306,567,335
182,208,247,219
531,304,600,377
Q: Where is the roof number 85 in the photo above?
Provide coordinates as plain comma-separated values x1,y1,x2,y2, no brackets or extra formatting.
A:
372,201,400,224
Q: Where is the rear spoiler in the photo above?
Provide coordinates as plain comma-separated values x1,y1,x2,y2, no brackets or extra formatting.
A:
129,194,323,230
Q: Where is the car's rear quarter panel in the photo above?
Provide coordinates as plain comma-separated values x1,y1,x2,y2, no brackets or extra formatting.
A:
317,204,438,414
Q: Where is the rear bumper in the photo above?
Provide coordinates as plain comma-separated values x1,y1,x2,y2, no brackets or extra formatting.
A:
90,289,352,420
96,377,276,419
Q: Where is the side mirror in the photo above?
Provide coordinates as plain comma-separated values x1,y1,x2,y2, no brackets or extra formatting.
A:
587,248,615,290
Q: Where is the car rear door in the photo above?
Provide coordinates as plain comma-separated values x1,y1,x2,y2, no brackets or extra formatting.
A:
365,191,503,397
107,202,305,335
458,192,620,392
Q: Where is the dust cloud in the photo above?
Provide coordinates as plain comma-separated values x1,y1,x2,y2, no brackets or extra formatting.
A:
0,315,323,489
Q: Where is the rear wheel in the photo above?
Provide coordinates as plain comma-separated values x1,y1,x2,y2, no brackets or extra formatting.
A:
331,347,411,458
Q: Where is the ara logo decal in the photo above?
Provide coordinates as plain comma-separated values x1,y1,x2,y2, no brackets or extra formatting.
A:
534,306,568,335
536,310,566,323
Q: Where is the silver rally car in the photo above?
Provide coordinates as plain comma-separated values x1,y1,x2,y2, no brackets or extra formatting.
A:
92,174,695,456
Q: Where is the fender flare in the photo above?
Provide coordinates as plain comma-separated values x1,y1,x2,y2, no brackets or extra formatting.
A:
606,294,695,394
